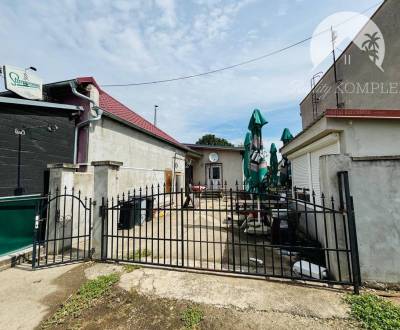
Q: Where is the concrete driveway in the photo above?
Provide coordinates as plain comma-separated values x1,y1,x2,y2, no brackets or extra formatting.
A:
0,261,354,329
0,263,87,330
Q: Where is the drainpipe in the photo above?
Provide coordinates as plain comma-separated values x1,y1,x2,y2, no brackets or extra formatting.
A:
70,81,103,164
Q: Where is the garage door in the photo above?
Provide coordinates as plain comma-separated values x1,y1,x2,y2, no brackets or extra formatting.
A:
292,153,310,190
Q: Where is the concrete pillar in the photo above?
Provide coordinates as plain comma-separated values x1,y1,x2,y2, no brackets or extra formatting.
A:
91,160,123,260
47,163,79,254
48,163,78,194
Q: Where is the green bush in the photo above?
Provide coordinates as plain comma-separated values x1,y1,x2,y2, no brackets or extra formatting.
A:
123,264,142,273
130,248,152,259
181,307,204,329
345,293,400,330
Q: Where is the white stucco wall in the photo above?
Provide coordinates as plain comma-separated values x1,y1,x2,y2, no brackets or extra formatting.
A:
87,116,186,193
335,119,400,157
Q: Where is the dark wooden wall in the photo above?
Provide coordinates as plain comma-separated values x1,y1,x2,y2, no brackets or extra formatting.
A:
0,105,75,197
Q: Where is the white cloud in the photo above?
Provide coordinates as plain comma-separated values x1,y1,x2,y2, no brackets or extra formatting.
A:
0,0,379,145
155,0,177,27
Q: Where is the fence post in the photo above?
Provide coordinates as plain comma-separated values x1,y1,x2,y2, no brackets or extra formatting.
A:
31,214,40,269
230,188,235,271
100,197,105,260
91,161,123,260
180,188,184,267
342,171,361,294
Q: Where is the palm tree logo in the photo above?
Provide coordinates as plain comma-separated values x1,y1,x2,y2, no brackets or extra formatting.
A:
362,32,381,64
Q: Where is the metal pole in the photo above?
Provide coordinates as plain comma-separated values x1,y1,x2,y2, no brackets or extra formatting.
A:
180,188,184,267
230,188,236,271
14,132,25,196
17,134,21,191
342,171,361,294
154,105,158,127
331,26,340,108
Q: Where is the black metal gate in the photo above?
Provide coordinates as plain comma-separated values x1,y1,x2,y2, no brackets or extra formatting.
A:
101,179,361,292
32,187,92,268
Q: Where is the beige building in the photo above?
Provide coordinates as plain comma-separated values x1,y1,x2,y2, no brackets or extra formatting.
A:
184,144,244,189
281,0,400,285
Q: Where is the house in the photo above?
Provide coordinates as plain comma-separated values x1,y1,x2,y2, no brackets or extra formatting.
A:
0,75,192,197
184,144,244,189
70,77,190,194
281,0,400,286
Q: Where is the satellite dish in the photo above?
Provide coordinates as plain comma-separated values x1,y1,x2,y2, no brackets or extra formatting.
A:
209,152,219,162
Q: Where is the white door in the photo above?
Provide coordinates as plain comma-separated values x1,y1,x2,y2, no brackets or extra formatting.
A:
207,164,222,188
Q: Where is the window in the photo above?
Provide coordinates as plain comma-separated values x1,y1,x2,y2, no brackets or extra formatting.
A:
212,166,220,179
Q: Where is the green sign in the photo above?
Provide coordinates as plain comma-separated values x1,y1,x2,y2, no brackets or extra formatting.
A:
3,65,43,100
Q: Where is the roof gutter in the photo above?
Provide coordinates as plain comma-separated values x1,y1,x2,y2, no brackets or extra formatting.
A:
0,96,83,111
70,81,104,164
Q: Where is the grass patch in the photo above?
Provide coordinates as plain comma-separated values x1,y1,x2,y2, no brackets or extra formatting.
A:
345,293,400,330
42,273,120,328
181,306,203,329
130,248,152,260
123,264,142,273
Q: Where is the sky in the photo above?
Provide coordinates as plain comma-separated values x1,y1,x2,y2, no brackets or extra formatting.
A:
0,0,382,150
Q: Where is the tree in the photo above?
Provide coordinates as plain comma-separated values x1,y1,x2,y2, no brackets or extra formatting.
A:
195,134,233,147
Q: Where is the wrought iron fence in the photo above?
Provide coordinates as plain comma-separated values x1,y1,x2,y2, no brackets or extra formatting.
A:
101,182,360,292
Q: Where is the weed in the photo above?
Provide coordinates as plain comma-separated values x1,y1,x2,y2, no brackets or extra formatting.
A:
344,293,400,330
130,249,152,260
42,273,120,328
123,264,142,273
181,306,203,329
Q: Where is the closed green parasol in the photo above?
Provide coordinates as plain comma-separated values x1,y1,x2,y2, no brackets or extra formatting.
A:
280,128,294,145
243,132,252,191
280,128,293,187
269,143,278,187
248,109,268,192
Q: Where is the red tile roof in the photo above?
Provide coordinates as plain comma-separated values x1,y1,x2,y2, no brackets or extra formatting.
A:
77,77,184,149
